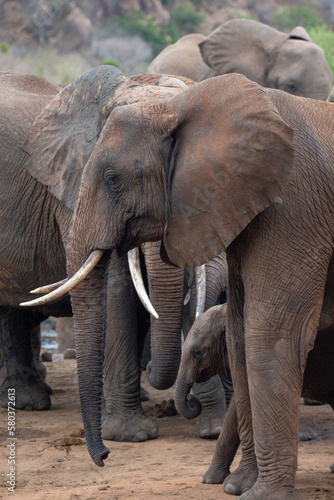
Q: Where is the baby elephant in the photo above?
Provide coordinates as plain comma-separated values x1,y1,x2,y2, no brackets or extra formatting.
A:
175,304,230,419
175,304,334,493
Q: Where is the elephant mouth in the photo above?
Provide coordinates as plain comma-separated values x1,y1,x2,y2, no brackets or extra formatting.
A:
196,368,212,384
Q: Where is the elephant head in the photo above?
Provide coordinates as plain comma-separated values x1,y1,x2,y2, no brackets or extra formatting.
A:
175,304,228,419
23,72,294,466
199,19,333,100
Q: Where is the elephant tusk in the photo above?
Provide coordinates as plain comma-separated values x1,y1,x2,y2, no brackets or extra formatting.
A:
183,289,191,306
128,248,159,319
20,250,104,307
30,278,68,294
195,265,206,318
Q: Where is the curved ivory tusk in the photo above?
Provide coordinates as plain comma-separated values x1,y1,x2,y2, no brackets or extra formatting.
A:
183,289,191,306
195,265,206,318
20,250,104,307
30,278,68,294
128,248,159,319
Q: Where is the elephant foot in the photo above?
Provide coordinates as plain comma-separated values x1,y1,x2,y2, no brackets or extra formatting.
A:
223,462,258,496
0,371,51,410
201,463,230,484
193,376,227,439
197,410,224,438
239,482,302,500
101,411,159,442
298,422,318,441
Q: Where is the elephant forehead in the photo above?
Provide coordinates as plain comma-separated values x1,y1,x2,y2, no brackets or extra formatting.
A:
279,39,325,62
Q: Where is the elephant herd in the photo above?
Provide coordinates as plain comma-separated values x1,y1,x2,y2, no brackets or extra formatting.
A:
0,18,334,500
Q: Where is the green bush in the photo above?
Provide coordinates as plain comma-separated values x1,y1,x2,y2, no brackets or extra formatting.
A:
309,24,334,75
170,3,204,35
0,42,9,53
118,9,173,56
274,5,325,31
100,59,120,68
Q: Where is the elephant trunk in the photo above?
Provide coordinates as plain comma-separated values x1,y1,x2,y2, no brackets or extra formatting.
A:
174,372,202,419
67,246,110,466
142,241,184,390
66,182,111,467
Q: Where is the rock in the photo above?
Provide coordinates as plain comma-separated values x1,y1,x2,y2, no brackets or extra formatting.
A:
41,350,53,362
62,6,92,50
63,348,76,360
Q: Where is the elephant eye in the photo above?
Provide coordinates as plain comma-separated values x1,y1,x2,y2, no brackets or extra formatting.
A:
192,349,202,359
105,172,119,195
286,83,297,94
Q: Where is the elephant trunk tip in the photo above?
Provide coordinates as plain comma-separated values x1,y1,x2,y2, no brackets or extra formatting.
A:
146,360,177,390
87,440,110,467
175,375,202,419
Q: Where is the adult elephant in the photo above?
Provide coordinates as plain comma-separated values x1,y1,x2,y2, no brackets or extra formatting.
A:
0,68,194,443
148,19,333,100
148,33,215,82
175,303,334,490
31,73,334,499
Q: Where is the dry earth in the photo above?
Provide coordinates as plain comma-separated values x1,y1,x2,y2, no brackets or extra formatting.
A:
0,357,333,500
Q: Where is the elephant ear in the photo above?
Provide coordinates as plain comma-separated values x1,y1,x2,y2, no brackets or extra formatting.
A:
288,26,312,42
199,19,285,85
159,74,294,268
24,66,129,211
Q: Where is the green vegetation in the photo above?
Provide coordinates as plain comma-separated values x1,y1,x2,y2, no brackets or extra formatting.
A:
0,42,9,53
309,24,334,75
117,3,204,56
170,3,204,34
100,59,120,68
274,5,325,30
118,9,172,56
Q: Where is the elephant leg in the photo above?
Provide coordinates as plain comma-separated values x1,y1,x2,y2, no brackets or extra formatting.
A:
221,271,258,497
101,253,158,442
0,307,51,410
202,395,240,484
193,375,227,438
236,245,330,500
220,372,234,409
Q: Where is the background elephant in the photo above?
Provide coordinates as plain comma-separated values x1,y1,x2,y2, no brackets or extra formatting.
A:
148,19,333,100
147,33,215,82
0,68,190,445
175,303,334,490
34,71,334,500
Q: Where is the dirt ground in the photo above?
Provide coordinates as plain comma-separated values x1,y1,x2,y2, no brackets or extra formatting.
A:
0,357,333,500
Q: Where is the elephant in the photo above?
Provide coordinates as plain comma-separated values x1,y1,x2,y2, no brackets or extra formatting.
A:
30,72,334,499
182,253,233,438
175,303,334,492
148,33,215,82
148,19,333,100
0,68,198,444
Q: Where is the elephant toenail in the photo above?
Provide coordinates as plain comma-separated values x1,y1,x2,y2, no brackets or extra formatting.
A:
133,431,148,442
224,483,237,494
